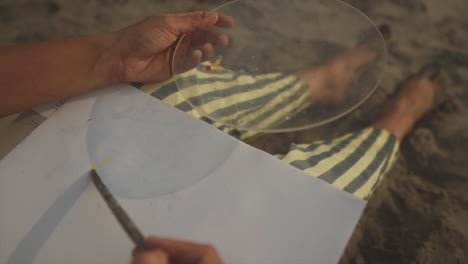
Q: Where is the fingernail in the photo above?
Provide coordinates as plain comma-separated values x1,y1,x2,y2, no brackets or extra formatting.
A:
204,12,218,22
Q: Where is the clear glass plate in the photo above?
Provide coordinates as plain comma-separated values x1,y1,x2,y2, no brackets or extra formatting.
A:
172,0,387,132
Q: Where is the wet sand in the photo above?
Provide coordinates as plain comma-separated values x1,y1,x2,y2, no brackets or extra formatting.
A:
1,0,467,263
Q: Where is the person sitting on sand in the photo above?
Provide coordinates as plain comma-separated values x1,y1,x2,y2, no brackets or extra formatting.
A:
0,11,439,264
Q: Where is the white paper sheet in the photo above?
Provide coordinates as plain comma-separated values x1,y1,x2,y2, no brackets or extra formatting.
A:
0,84,365,264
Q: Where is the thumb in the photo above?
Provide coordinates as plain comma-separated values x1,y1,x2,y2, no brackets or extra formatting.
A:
169,11,219,34
132,249,168,264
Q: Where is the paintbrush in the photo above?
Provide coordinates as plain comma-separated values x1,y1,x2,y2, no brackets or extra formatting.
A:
90,169,147,249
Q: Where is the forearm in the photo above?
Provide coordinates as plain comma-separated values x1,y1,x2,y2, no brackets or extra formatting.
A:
0,33,120,117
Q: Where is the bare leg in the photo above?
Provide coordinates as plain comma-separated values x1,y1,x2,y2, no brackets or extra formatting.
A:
294,24,390,104
295,48,377,103
371,67,439,141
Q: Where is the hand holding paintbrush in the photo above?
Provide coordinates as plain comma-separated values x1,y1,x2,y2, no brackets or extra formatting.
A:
91,169,223,264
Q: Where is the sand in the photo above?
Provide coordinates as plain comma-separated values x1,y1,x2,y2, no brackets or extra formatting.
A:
0,0,467,263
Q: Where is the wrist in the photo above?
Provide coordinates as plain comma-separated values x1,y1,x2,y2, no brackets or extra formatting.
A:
92,32,124,85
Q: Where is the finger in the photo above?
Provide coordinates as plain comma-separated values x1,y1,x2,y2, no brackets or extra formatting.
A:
169,11,232,29
215,13,234,28
201,43,215,61
177,44,213,73
187,49,204,72
165,11,219,34
191,30,229,48
132,249,169,264
173,49,202,75
217,34,229,47
191,49,203,67
145,237,223,264
171,34,203,75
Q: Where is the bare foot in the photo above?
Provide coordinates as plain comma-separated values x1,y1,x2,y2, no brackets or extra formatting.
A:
371,66,439,141
295,47,377,104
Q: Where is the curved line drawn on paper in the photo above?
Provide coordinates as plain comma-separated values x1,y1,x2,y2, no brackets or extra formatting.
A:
86,88,239,200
